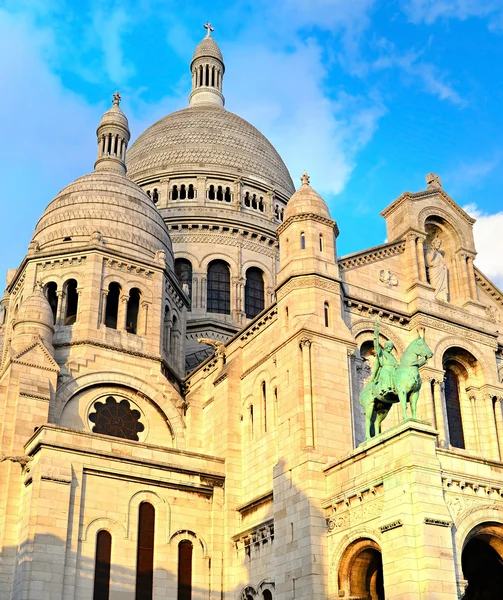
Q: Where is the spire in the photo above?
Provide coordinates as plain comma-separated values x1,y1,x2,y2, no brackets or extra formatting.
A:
189,24,225,107
301,171,310,186
94,91,131,175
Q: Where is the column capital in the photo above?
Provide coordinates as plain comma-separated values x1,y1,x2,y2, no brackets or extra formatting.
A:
299,337,312,349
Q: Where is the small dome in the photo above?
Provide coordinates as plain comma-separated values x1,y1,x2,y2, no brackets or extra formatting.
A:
284,172,331,220
191,36,224,66
31,171,173,265
16,288,54,329
98,102,129,130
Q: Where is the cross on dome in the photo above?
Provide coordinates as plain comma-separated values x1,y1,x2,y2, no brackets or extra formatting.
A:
301,171,310,186
203,22,214,38
112,91,122,106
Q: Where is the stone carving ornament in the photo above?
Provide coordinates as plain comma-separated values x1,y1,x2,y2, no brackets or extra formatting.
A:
425,237,449,301
379,269,398,287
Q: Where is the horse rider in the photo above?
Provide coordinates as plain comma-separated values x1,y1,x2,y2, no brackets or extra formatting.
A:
370,321,398,400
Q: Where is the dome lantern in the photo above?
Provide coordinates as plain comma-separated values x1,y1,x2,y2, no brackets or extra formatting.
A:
189,23,225,107
94,91,131,175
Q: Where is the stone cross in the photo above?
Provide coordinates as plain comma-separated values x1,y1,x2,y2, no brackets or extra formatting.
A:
426,172,442,189
112,91,121,106
203,22,214,38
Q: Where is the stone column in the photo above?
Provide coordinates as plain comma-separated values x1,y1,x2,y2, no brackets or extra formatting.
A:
119,294,128,331
76,287,83,323
140,301,149,336
300,338,314,448
494,397,503,461
100,290,108,326
468,394,481,452
406,233,420,282
467,256,478,300
233,177,242,209
433,379,449,447
419,374,435,425
416,236,427,282
56,290,65,326
197,176,206,205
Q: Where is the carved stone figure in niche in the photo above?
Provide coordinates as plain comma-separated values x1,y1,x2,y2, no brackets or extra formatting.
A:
425,237,449,301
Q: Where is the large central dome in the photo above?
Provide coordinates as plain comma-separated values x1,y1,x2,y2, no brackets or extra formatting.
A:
127,104,294,198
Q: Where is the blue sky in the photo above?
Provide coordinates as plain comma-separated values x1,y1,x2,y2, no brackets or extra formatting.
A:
1,0,503,286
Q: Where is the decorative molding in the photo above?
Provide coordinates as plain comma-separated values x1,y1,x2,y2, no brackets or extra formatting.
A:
325,484,384,533
37,256,87,270
379,519,403,533
345,301,410,327
239,307,278,343
338,240,406,271
105,258,154,279
277,212,338,236
276,274,340,301
233,519,275,558
241,350,276,380
413,315,497,348
424,517,451,527
475,268,503,307
170,230,277,258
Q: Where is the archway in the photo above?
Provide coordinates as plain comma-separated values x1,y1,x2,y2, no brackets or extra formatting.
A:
338,538,385,600
462,523,503,599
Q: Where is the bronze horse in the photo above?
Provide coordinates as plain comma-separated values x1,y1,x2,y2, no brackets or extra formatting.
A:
359,334,433,440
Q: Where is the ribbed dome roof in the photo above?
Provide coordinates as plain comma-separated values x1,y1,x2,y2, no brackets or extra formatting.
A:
284,173,331,220
32,171,173,265
127,104,295,198
192,36,223,65
98,103,129,130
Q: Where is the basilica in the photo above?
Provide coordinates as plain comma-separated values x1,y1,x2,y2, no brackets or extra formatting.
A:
1,26,503,600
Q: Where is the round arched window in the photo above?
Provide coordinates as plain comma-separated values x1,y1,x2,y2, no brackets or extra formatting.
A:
89,396,144,441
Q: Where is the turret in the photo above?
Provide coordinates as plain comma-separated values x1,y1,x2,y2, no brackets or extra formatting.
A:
11,285,55,354
94,91,131,175
189,23,225,107
277,172,339,285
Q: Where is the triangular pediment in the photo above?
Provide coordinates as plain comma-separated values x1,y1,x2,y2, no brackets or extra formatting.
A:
12,337,59,373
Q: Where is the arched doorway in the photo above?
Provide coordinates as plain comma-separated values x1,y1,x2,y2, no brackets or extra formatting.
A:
338,538,385,600
462,523,503,599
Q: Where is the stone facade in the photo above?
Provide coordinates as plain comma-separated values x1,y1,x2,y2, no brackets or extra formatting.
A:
1,27,503,600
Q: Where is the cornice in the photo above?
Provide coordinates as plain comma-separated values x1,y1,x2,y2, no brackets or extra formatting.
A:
277,212,338,236
338,240,405,271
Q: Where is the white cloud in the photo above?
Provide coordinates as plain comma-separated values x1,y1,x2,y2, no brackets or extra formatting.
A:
224,39,386,194
373,40,464,105
402,0,503,27
464,204,503,289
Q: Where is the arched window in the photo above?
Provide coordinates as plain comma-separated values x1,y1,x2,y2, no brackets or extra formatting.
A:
171,315,178,357
180,184,186,200
152,188,159,204
444,367,465,449
319,233,324,252
300,232,306,250
245,267,265,319
175,259,193,308
177,540,193,600
263,591,273,600
65,279,79,325
207,260,230,314
45,282,58,324
262,381,267,433
244,192,250,207
126,288,141,334
252,194,257,209
249,404,254,440
188,184,195,199
93,530,112,600
216,185,223,201
147,190,151,198
224,187,231,202
163,306,170,353
258,197,264,212
324,302,330,328
172,185,178,200
105,282,121,329
135,502,155,600
208,185,215,200
275,206,279,220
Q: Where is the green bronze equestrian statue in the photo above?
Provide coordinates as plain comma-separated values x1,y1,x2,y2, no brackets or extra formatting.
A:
359,320,433,440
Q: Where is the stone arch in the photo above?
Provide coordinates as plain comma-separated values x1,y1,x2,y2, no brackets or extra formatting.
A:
332,534,385,600
241,259,274,289
433,336,493,383
350,319,406,356
127,490,171,544
82,516,127,542
51,371,185,448
329,528,382,596
417,205,468,248
240,585,258,600
455,508,503,597
257,580,275,597
169,529,208,557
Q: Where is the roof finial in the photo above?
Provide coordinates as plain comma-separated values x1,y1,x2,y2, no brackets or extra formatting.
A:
301,171,310,186
203,22,214,38
426,172,442,189
112,91,121,106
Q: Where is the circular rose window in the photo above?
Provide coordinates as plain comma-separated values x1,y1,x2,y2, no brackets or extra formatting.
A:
89,396,145,441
